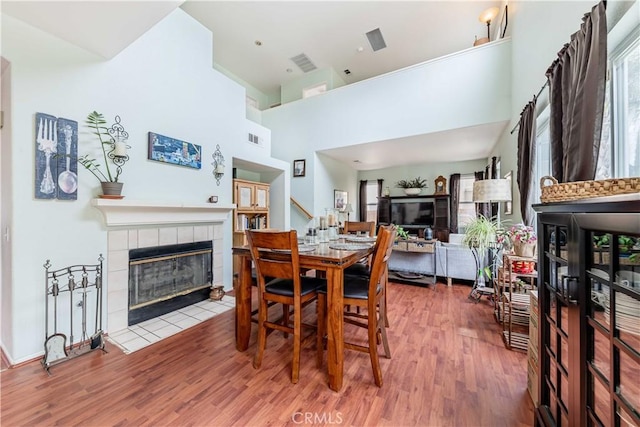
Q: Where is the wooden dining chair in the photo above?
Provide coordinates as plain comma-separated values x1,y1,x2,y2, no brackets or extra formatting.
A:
316,225,397,387
247,230,325,384
343,221,377,275
343,225,394,326
344,221,376,236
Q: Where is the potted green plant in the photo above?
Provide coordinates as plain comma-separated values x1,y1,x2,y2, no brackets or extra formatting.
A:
396,176,428,195
594,234,637,254
78,111,128,197
463,215,501,282
393,225,410,240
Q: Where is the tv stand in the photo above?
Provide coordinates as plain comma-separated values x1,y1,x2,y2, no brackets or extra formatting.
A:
389,238,438,286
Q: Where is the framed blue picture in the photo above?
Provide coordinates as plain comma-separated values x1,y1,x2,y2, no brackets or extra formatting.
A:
148,132,202,169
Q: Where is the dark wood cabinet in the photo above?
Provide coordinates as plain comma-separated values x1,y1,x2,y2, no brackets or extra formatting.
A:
377,197,391,225
533,196,640,427
433,196,450,242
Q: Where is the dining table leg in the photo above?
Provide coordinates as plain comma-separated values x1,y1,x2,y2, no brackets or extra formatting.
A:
235,253,252,351
325,266,344,392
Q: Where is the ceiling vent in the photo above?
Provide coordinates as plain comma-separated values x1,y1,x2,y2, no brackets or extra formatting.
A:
365,28,387,52
290,53,317,73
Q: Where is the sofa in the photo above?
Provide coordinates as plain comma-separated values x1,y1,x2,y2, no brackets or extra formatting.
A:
442,234,494,285
388,234,490,286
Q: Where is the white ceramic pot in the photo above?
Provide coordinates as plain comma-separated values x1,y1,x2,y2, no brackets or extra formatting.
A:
404,188,422,196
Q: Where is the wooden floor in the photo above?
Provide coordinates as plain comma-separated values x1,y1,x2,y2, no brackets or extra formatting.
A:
0,282,534,426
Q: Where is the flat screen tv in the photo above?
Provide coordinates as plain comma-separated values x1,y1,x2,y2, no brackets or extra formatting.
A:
390,200,434,228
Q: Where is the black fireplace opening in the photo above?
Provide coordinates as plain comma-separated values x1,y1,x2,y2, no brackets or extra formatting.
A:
128,241,213,326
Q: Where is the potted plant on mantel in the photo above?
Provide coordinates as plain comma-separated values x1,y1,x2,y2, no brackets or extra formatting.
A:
396,176,428,196
78,111,129,198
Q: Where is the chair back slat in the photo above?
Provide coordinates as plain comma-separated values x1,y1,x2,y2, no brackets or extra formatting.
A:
344,221,376,236
247,230,301,291
367,225,397,296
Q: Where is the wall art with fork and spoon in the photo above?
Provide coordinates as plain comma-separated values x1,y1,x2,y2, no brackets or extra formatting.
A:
35,112,78,200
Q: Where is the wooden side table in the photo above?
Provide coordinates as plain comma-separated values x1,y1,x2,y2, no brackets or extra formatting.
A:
498,253,538,351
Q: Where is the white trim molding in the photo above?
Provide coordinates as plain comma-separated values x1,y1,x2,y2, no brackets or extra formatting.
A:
91,199,236,227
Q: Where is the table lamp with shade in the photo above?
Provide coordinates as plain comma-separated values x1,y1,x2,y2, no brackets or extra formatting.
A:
342,203,354,223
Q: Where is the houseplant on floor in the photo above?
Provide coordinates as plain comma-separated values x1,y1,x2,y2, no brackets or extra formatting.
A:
396,176,428,196
78,111,129,197
462,215,502,300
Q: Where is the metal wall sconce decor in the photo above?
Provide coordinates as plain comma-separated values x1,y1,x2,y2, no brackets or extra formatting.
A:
106,115,130,177
211,144,225,186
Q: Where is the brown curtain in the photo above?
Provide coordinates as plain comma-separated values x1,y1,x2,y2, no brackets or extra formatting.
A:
546,0,607,182
490,156,498,218
358,180,367,221
449,173,460,233
517,98,538,226
475,171,490,218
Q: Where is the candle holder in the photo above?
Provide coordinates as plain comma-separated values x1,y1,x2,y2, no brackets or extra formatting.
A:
325,208,339,240
106,115,129,177
211,144,225,186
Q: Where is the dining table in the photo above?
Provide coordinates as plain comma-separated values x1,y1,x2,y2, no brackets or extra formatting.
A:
232,239,374,392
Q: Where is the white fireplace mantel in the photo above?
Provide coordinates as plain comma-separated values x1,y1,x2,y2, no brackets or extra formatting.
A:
91,199,236,227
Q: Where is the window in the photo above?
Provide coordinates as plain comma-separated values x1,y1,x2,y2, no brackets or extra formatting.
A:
457,174,476,230
366,182,378,223
534,106,551,205
597,29,640,178
302,83,327,99
611,33,640,178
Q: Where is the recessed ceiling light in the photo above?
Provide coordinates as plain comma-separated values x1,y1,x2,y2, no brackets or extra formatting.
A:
254,40,262,46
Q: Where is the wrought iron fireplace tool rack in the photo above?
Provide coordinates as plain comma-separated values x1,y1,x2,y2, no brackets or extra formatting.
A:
42,255,107,374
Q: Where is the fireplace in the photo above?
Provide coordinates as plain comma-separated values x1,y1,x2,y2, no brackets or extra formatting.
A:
91,199,234,333
128,241,213,325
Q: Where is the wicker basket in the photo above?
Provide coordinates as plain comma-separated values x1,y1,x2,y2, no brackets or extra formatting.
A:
540,176,640,203
406,241,435,253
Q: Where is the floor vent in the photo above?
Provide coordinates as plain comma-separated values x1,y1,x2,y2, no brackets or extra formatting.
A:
290,53,317,73
366,28,387,52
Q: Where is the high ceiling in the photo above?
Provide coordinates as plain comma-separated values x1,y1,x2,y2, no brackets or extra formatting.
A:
2,1,508,170
180,1,503,95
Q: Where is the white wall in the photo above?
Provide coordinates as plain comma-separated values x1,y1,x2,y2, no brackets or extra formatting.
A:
264,40,511,154
1,59,13,357
359,159,489,198
263,40,511,223
0,9,286,363
281,67,347,104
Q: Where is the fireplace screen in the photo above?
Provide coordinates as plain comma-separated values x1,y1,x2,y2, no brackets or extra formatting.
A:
129,242,212,311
